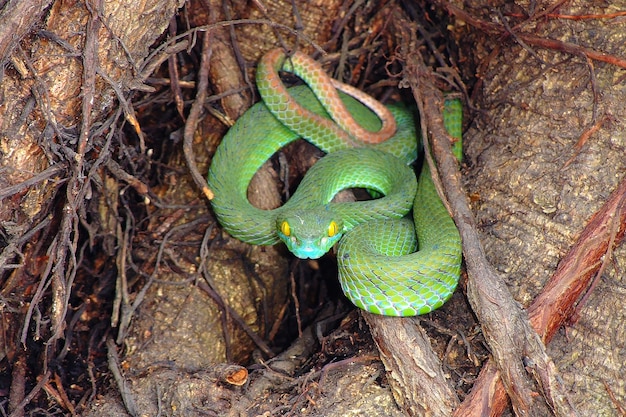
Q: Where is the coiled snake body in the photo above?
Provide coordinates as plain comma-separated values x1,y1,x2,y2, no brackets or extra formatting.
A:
207,49,462,316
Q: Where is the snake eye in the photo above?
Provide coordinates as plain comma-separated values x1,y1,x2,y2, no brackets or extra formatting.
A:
280,221,291,237
327,221,339,237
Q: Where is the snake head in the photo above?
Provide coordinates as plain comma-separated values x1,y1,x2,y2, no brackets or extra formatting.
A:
275,209,344,259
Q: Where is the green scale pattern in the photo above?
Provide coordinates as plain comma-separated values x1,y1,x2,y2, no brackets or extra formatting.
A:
207,52,462,316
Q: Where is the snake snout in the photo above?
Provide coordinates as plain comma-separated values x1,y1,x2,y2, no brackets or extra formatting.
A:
289,241,329,260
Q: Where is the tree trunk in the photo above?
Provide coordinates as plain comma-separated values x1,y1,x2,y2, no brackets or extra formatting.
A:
1,0,624,416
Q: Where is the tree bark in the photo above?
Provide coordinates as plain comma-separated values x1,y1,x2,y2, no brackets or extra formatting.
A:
3,0,625,416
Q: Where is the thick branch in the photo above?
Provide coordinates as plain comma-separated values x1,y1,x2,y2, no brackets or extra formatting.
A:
365,315,460,416
458,170,626,417
398,20,577,417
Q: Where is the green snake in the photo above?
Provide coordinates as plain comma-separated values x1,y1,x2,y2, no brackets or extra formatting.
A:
207,48,462,316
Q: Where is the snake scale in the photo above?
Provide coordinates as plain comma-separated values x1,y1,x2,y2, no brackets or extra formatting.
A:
207,49,462,316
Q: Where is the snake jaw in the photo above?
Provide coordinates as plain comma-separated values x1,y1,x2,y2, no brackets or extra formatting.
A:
287,238,337,259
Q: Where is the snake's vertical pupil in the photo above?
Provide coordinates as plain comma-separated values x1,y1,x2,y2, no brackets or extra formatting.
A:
328,221,338,237
280,221,291,236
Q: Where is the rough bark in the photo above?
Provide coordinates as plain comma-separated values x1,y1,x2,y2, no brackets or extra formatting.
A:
0,0,183,414
3,0,625,416
449,1,626,415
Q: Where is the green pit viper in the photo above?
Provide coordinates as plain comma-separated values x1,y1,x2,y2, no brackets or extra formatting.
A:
207,48,462,316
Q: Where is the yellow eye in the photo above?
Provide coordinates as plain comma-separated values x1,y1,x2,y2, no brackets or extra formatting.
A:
327,221,339,237
280,221,291,237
